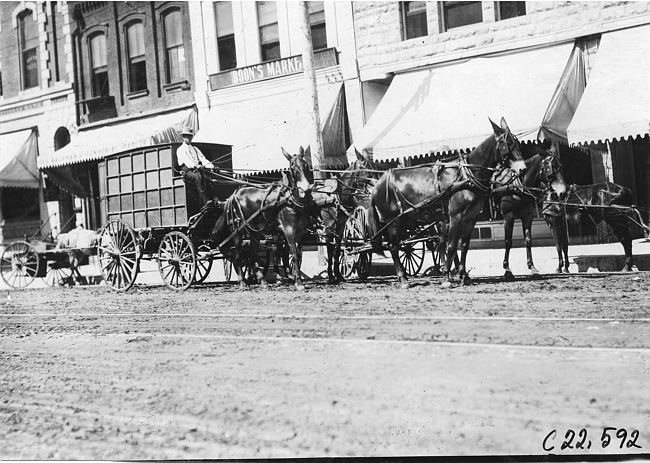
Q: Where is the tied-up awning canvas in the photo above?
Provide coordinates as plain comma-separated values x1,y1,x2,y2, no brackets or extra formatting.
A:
37,106,198,169
194,81,347,174
567,24,650,145
0,129,40,189
353,42,575,162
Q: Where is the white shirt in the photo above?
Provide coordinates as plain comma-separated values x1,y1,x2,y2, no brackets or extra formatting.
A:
177,142,214,169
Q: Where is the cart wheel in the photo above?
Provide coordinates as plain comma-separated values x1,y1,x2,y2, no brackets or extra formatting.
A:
193,245,213,284
223,259,233,282
158,231,197,291
97,218,140,292
341,207,371,280
399,240,425,276
0,241,39,289
45,266,73,287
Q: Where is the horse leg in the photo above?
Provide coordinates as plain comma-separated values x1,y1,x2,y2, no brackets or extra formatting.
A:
610,221,634,271
387,222,409,289
248,237,268,288
503,213,515,281
545,215,565,273
456,203,484,287
232,238,248,290
522,213,540,278
441,217,462,289
333,233,343,283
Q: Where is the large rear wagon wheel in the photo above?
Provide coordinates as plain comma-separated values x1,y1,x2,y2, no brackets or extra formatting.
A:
97,219,140,292
158,232,197,291
0,241,39,289
399,240,425,277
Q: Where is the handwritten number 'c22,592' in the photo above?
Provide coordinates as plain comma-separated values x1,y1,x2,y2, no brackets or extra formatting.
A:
543,428,642,451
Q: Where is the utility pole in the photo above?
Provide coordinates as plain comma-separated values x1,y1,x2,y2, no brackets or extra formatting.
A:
297,1,325,181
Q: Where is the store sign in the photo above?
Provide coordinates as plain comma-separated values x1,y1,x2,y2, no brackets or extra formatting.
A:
209,48,338,91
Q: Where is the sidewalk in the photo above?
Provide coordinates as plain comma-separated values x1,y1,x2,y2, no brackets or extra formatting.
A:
1,239,648,290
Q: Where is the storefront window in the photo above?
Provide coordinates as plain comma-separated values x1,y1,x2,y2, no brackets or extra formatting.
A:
401,2,428,40
257,1,280,62
90,33,109,97
215,1,237,71
441,1,483,31
163,9,185,83
18,10,39,89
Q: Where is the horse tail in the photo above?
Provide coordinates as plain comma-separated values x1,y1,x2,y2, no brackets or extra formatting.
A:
365,196,383,252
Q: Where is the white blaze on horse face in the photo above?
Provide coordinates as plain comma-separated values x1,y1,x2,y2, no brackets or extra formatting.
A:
551,178,567,196
510,159,527,176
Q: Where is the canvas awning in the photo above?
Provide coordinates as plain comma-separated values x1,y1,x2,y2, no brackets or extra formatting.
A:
353,42,575,162
194,81,348,174
37,106,197,169
567,24,650,145
0,128,40,189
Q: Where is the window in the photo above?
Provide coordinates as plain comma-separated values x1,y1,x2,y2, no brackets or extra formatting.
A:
126,21,147,93
18,10,39,89
401,2,428,40
257,1,279,62
215,1,237,71
89,33,109,97
308,2,327,51
498,1,526,20
441,1,483,31
163,9,185,83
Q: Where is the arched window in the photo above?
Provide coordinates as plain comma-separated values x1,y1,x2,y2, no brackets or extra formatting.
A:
89,33,109,97
54,127,71,151
18,9,39,89
125,21,147,92
162,9,185,83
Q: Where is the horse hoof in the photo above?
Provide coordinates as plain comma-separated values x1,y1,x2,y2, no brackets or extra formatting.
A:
564,268,570,274
461,276,473,286
441,281,453,289
399,282,410,290
327,278,339,285
556,268,563,274
504,271,515,282
295,284,306,291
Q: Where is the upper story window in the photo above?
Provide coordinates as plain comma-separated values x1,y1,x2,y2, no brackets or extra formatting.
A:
163,9,185,83
125,21,147,93
441,1,483,31
401,2,428,40
89,33,109,97
308,2,327,51
215,1,237,71
18,10,39,89
257,1,280,62
497,1,526,20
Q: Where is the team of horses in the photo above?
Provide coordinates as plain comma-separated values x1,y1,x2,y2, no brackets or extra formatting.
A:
203,116,648,290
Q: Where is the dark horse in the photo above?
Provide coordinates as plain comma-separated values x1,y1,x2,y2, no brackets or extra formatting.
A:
319,151,382,284
210,147,315,290
367,118,527,289
543,181,648,273
491,146,567,280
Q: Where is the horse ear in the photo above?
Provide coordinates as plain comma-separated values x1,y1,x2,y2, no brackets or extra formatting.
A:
355,148,364,161
489,118,503,135
500,117,511,132
298,146,305,159
281,171,291,187
281,147,292,161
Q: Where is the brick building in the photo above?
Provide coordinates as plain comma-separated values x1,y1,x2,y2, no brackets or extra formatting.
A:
0,1,75,241
347,1,650,247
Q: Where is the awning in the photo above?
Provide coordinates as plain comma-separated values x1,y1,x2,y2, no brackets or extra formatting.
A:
37,106,197,169
0,128,40,189
194,81,347,174
355,42,574,162
567,24,650,145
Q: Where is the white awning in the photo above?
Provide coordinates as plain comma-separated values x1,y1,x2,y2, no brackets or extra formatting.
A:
0,129,39,189
194,80,346,174
355,42,574,162
567,24,650,145
37,107,197,169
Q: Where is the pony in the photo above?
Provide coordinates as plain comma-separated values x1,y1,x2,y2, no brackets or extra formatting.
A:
319,150,382,284
491,146,567,280
210,147,316,290
367,117,527,289
543,181,648,273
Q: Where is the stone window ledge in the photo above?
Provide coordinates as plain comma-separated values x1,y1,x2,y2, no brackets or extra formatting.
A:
126,89,149,100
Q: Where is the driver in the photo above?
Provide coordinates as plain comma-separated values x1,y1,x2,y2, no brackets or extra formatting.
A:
177,128,218,206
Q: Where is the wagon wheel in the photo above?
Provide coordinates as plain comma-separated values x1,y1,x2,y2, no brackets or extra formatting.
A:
97,218,140,292
45,265,74,287
193,245,213,284
158,232,197,291
341,207,372,280
399,240,425,276
0,241,39,289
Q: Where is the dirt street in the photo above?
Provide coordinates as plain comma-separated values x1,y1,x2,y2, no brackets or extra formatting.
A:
1,273,649,459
